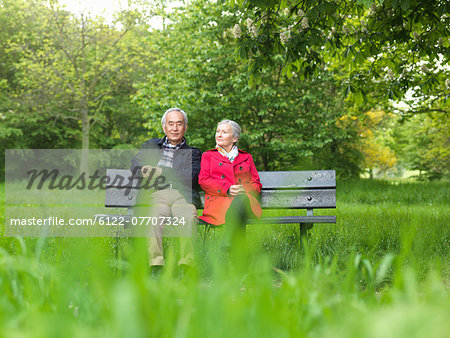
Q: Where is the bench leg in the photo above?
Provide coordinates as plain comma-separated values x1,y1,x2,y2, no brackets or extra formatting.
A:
299,223,313,239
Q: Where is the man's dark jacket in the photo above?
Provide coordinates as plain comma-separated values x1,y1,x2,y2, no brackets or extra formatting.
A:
131,137,202,209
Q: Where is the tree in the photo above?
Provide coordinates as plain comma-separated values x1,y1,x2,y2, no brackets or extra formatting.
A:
230,0,449,111
7,0,152,170
133,0,362,176
392,112,449,179
351,110,397,178
0,0,32,146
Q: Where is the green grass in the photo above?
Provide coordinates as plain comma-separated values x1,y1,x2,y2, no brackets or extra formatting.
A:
0,180,449,337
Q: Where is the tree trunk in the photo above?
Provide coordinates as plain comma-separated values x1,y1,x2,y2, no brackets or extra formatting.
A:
80,106,90,175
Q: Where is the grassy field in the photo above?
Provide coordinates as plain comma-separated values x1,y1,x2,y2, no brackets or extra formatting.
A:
0,179,448,337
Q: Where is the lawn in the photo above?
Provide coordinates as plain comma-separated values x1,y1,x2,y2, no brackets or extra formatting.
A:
0,179,448,337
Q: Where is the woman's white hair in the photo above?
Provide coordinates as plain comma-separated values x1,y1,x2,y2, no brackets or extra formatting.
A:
161,108,188,127
217,119,241,140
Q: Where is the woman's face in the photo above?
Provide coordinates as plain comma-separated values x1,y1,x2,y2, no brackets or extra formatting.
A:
216,123,238,151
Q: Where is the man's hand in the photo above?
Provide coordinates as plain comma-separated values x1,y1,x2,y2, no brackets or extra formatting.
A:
229,184,245,196
141,165,162,178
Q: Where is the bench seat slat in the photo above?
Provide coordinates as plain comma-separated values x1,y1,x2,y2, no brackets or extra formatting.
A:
105,170,337,189
105,169,135,188
260,189,336,209
247,216,336,224
259,170,335,189
105,188,336,209
105,188,138,207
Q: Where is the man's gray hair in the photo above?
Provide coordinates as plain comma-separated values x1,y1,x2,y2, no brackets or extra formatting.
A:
218,119,241,140
161,108,188,127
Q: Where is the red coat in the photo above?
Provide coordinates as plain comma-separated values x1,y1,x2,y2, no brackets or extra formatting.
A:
199,149,262,225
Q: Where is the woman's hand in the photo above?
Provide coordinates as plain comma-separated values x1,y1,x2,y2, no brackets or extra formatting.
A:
229,184,246,196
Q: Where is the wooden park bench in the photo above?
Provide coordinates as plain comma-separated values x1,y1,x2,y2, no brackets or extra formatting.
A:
96,169,336,238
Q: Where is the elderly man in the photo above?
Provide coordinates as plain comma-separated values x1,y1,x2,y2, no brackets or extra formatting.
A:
131,108,202,272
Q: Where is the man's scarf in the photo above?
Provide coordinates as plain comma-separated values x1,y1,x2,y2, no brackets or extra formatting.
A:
157,137,186,168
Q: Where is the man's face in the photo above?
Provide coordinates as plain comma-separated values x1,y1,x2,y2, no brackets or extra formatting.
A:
163,110,187,145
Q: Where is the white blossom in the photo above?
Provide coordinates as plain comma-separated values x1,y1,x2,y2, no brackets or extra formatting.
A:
297,9,305,18
301,17,309,30
446,79,450,88
232,24,242,39
250,24,258,38
246,18,253,31
280,31,290,44
421,65,429,73
387,68,394,79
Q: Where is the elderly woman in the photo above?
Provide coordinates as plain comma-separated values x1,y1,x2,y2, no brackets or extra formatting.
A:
198,120,262,235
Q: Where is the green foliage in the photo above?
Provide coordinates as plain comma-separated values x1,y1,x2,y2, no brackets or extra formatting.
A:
0,0,151,153
0,0,447,180
391,112,449,179
231,0,449,111
133,0,363,175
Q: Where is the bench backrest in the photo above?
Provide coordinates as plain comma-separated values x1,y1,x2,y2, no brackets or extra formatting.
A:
259,170,335,209
104,169,336,210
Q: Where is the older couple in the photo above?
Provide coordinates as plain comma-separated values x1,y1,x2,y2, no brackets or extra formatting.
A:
132,108,261,271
